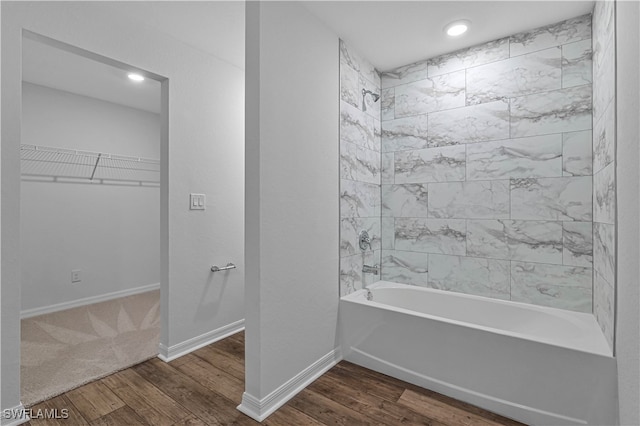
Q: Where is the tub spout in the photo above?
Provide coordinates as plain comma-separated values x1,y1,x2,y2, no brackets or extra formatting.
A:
362,264,379,275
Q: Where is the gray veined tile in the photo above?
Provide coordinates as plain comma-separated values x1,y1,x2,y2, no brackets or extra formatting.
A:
593,42,615,121
381,250,428,286
381,88,395,121
594,163,616,225
505,220,563,264
381,217,395,250
382,184,428,217
340,254,362,296
510,261,592,313
467,220,509,260
381,59,430,88
395,218,466,255
395,145,466,184
593,1,615,65
563,130,592,176
427,254,510,300
593,102,615,174
511,177,592,221
356,145,380,185
340,251,378,296
427,38,510,77
340,179,380,218
593,222,615,286
339,39,380,87
341,217,381,257
466,47,562,105
509,14,592,57
340,101,378,151
466,134,562,181
382,115,428,152
394,70,465,118
563,221,593,267
428,100,510,147
340,60,360,109
428,180,510,219
340,141,358,180
562,39,593,89
381,152,394,184
510,85,592,138
593,270,614,349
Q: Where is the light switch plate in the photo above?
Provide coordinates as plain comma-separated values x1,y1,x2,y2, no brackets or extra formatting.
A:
71,269,82,283
190,193,206,210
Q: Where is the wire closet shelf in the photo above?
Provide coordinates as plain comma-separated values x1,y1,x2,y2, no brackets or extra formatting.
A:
20,144,160,186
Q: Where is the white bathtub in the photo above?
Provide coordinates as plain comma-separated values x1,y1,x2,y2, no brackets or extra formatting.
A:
339,281,617,426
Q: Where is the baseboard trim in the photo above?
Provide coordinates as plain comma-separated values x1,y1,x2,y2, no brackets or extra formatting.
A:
237,348,342,422
1,403,29,426
20,283,161,319
157,319,245,362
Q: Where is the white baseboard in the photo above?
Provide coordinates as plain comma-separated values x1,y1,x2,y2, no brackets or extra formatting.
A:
20,283,161,319
1,403,29,426
237,348,342,422
158,319,245,362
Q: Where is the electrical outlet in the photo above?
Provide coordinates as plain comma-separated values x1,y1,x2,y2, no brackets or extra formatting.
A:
71,269,82,283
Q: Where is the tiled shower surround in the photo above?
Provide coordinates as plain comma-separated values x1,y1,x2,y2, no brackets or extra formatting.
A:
592,1,616,348
339,41,382,295
340,14,600,314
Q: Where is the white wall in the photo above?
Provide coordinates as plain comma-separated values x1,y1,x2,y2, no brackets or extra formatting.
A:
242,1,340,419
2,2,244,413
615,2,640,423
21,83,160,312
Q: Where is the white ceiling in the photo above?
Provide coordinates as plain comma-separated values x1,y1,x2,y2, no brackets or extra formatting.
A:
21,1,246,115
304,1,595,71
22,1,595,112
22,37,162,113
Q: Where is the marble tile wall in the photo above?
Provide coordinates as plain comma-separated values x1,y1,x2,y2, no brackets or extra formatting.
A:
339,40,382,296
592,1,616,349
379,15,595,313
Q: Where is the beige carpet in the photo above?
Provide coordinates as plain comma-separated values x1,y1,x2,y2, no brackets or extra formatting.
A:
21,290,160,407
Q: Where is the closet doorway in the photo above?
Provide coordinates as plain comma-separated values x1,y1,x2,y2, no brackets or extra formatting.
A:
19,32,166,406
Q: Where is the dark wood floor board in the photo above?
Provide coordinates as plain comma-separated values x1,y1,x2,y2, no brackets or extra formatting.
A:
287,387,382,425
25,394,89,426
262,406,326,426
172,353,245,402
328,362,407,402
191,345,245,381
89,406,147,426
311,372,447,426
209,334,245,358
65,381,125,422
399,389,521,426
171,414,209,426
25,331,524,426
101,368,192,425
337,361,521,425
133,357,256,426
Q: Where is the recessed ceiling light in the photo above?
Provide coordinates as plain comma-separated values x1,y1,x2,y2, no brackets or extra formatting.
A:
128,73,145,82
444,20,471,37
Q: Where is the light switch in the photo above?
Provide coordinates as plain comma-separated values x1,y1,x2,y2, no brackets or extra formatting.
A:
190,193,206,210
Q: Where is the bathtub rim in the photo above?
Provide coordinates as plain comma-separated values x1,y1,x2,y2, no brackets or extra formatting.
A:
342,281,613,358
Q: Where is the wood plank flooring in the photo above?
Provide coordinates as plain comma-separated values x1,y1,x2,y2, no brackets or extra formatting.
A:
25,332,524,426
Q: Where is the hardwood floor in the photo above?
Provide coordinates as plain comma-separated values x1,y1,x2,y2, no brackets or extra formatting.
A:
25,332,524,426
